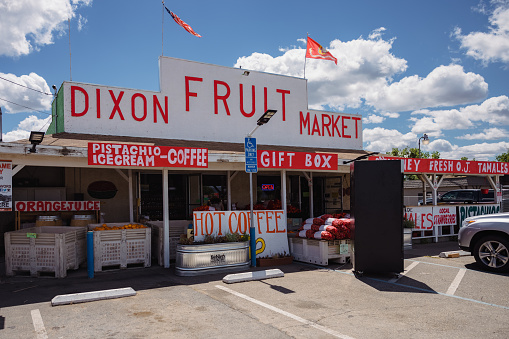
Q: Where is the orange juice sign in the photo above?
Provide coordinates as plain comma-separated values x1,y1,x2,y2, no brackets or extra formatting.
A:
193,210,289,258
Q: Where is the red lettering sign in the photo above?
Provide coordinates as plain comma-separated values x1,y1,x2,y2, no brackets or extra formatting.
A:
258,150,338,170
15,201,101,212
88,142,208,168
369,156,509,175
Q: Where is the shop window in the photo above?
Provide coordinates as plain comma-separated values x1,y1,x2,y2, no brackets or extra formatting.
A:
202,175,226,211
256,175,281,209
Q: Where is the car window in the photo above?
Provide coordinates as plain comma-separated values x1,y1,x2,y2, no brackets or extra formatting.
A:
457,191,474,200
442,192,457,201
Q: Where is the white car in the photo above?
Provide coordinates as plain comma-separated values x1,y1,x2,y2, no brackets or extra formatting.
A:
458,212,509,272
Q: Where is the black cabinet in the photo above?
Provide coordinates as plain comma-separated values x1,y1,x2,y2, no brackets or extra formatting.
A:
350,160,404,274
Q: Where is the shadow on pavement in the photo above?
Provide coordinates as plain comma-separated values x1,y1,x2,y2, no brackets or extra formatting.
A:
0,241,464,308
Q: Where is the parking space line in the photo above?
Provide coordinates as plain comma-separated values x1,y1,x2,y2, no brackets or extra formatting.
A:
446,269,466,295
297,261,509,311
31,309,48,339
216,285,355,339
388,261,419,283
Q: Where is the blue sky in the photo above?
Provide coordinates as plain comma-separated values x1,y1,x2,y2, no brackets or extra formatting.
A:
1,0,509,160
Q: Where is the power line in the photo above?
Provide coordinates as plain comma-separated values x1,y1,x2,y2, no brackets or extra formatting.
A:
0,97,52,116
0,76,53,96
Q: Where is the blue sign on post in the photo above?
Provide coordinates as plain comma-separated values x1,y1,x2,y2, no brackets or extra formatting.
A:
245,137,257,173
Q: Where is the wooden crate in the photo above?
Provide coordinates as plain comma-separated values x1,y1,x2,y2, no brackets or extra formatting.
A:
289,238,352,266
147,220,189,266
4,226,87,278
88,223,151,272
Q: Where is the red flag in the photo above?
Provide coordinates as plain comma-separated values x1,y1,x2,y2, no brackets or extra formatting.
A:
306,37,337,64
165,7,202,38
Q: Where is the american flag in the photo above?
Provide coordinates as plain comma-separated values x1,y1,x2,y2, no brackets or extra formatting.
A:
165,7,202,38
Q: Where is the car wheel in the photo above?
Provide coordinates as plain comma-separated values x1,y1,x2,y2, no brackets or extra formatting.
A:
473,235,509,272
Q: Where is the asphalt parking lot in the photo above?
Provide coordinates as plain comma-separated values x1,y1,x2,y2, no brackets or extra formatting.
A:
1,241,508,339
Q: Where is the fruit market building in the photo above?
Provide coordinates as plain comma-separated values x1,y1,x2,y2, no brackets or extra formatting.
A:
0,57,367,255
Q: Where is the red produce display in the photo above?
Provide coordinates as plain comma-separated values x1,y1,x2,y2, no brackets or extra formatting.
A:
313,231,334,240
313,218,325,226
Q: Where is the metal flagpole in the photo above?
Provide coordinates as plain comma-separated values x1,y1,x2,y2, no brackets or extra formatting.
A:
68,18,72,81
303,33,308,79
162,1,165,56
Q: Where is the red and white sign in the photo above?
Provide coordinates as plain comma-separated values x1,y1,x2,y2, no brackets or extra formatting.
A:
405,206,433,230
15,201,101,212
370,156,509,175
258,150,338,170
404,206,457,230
60,58,363,151
0,160,12,212
193,210,289,258
0,160,12,211
88,142,208,168
433,206,457,226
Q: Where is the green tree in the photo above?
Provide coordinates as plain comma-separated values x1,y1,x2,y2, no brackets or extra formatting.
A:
495,149,509,162
387,147,433,159
460,156,468,161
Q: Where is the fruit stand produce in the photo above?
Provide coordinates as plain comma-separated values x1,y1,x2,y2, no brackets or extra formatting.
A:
4,226,86,278
289,213,353,266
88,223,151,272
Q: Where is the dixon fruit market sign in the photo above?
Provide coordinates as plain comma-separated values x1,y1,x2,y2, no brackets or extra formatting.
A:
50,57,362,151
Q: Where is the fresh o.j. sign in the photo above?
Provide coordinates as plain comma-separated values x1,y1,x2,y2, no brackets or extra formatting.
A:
370,156,509,175
88,142,208,168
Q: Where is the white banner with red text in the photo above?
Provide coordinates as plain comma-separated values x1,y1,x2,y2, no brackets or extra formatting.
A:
59,58,363,150
193,210,289,258
404,206,457,230
0,160,12,211
88,142,208,168
369,155,508,175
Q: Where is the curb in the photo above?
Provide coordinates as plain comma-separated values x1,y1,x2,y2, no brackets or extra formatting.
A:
223,269,284,284
51,287,136,306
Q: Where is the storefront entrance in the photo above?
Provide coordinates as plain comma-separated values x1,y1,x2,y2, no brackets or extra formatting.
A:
139,173,227,221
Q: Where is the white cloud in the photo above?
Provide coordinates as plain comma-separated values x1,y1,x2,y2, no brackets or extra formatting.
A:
454,2,509,65
457,127,509,140
363,114,385,124
236,33,488,114
363,127,418,153
2,115,51,142
410,95,509,136
366,64,488,112
368,27,386,40
0,0,91,57
363,130,509,161
77,14,88,31
381,112,400,118
0,72,53,113
439,141,509,161
235,32,408,111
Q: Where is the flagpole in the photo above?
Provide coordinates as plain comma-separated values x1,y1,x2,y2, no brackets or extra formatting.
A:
161,1,165,56
69,18,72,81
303,33,308,79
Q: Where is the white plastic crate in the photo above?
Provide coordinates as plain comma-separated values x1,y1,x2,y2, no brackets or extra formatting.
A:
88,223,151,272
289,238,352,266
147,220,189,266
4,226,87,278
